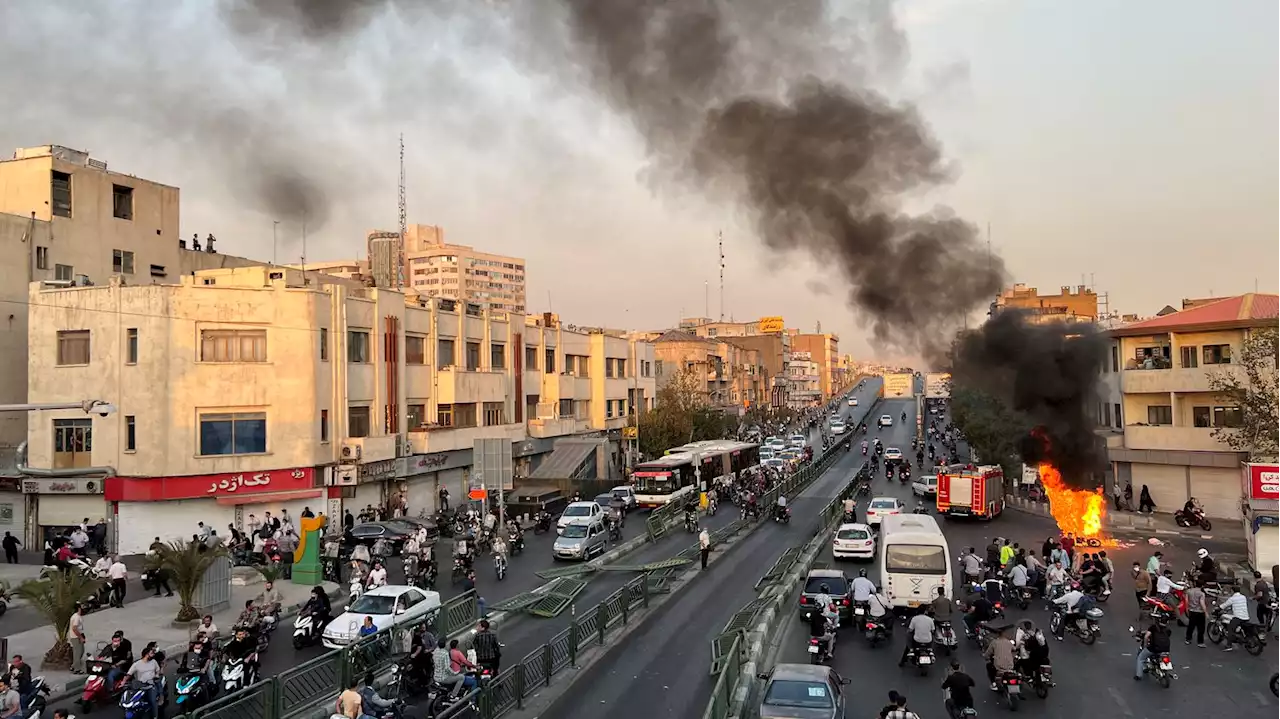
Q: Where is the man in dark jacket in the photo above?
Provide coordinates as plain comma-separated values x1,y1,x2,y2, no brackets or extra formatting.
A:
472,620,502,674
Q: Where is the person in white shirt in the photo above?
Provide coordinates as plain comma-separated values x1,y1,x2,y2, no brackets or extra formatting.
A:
1008,563,1029,589
1218,585,1251,651
107,556,129,607
92,555,111,577
851,569,876,602
366,560,388,589
842,497,855,517
1045,562,1068,596
698,529,711,570
899,608,935,666
868,590,891,619
1051,585,1085,639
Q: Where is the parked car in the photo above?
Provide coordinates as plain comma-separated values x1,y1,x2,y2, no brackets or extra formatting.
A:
756,664,849,719
322,585,441,649
553,518,609,561
557,501,604,534
832,523,875,560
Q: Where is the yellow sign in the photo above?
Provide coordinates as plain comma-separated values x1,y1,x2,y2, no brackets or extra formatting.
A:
758,316,785,333
623,426,638,439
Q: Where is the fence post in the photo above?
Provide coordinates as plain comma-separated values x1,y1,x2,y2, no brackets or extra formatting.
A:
642,573,651,607
597,602,608,645
541,643,552,687
515,662,526,709
569,614,579,667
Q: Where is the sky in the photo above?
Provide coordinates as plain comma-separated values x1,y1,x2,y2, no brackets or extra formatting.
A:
0,0,1275,361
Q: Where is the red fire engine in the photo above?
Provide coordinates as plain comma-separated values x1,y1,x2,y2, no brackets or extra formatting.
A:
936,464,1005,520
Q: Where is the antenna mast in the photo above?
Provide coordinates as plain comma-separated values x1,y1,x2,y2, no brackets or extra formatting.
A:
397,133,407,289
718,230,725,322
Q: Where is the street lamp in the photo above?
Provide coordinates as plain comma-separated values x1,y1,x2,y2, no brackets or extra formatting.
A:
0,400,117,416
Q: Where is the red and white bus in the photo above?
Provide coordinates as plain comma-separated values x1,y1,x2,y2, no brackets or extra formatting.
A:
633,440,760,507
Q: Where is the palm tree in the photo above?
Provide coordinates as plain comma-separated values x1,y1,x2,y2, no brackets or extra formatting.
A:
255,563,283,583
14,571,103,669
159,540,229,622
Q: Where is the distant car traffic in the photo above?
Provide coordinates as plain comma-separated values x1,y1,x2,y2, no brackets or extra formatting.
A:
878,414,894,427
865,497,905,528
847,397,859,407
767,437,789,452
832,523,875,560
789,434,808,448
830,420,847,435
557,501,604,534
347,522,412,551
883,447,903,461
553,518,609,560
610,486,638,511
322,585,441,649
757,664,849,719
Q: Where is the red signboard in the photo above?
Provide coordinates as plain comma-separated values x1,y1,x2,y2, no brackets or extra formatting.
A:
632,471,672,478
106,467,316,502
1243,463,1279,501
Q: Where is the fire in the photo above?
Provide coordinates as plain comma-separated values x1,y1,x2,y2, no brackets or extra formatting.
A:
1037,461,1112,544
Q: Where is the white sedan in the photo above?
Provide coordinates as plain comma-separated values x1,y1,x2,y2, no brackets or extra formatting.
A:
831,420,847,435
878,415,894,427
865,497,905,528
789,434,808,449
883,447,903,462
847,398,859,407
322,585,441,649
832,523,876,560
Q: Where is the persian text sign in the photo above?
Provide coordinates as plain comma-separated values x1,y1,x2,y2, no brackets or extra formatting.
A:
106,467,315,502
758,316,785,333
1244,463,1279,501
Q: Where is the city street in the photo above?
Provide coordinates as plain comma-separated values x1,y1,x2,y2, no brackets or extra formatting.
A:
534,379,891,719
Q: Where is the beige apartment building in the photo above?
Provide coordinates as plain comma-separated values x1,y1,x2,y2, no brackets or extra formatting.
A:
786,351,822,406
25,266,655,552
791,333,844,398
993,283,1098,323
403,224,526,313
650,330,767,409
1101,293,1277,519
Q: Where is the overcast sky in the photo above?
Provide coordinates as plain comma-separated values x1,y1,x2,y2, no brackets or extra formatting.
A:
1,0,1275,360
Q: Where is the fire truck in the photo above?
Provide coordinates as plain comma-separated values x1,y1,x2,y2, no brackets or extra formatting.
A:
936,464,1005,520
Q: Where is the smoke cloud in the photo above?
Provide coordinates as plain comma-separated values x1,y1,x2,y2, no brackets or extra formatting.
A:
949,311,1108,482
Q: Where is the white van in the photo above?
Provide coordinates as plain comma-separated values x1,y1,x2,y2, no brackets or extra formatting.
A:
878,514,952,609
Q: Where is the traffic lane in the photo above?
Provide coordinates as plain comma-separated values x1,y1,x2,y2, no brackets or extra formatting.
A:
538,436,870,719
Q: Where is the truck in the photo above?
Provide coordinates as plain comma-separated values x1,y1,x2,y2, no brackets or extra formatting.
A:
936,464,1005,520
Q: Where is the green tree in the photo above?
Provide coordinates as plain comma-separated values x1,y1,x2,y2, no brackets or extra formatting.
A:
638,367,736,457
14,571,104,669
949,384,1030,479
158,540,231,622
1208,326,1279,460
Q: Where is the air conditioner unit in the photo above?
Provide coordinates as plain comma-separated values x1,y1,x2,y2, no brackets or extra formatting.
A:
340,441,363,461
395,434,408,458
329,465,358,486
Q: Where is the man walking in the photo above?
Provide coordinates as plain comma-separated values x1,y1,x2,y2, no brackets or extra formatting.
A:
1,532,19,564
698,527,711,570
69,603,87,674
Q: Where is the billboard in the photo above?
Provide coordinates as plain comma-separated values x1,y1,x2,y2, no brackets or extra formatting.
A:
925,372,952,399
883,373,914,398
758,316,785,333
1242,462,1279,501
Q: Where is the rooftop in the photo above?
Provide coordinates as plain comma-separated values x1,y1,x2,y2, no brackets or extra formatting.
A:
1109,293,1279,336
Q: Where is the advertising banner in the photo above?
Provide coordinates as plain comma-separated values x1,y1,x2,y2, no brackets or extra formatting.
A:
758,316,785,333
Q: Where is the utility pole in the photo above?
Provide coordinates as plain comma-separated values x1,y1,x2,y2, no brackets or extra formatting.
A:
398,133,408,290
718,230,725,322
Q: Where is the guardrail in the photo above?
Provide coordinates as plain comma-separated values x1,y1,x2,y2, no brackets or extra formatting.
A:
182,590,480,719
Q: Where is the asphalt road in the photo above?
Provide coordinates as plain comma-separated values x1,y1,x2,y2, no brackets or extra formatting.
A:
0,557,156,637
538,379,892,719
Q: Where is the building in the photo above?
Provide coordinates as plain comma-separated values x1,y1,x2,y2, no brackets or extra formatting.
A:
1103,293,1279,519
786,351,822,406
993,283,1098,323
649,330,766,409
791,333,845,398
402,224,526,313
25,266,656,552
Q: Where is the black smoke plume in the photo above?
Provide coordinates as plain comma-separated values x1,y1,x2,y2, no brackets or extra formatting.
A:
949,311,1108,483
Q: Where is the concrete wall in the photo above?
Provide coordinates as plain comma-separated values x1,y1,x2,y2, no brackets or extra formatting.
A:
0,213,48,449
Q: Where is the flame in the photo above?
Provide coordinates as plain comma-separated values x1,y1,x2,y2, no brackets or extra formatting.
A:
1037,462,1114,545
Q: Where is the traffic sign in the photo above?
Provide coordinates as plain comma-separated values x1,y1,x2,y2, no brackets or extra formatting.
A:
623,426,638,439
469,488,488,501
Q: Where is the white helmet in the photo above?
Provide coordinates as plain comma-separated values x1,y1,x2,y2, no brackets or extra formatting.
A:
1196,548,1208,559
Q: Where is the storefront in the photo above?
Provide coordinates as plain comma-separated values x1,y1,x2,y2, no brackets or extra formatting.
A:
1241,462,1279,573
105,467,322,554
0,477,27,547
396,450,474,514
22,477,109,546
350,459,398,518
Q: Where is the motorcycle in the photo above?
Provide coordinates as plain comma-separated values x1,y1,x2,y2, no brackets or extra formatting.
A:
1014,585,1035,611
78,657,131,712
293,608,325,649
684,513,699,534
863,616,890,647
607,517,622,541
1206,606,1266,655
903,643,935,675
1049,605,1103,645
1174,507,1212,531
174,669,217,712
451,557,470,585
508,531,525,556
708,496,719,516
494,553,508,581
21,676,50,719
120,675,167,719
773,506,791,525
994,670,1022,711
944,688,979,718
1027,663,1054,699
533,512,552,535
1081,575,1112,604
221,655,258,694
1130,626,1177,689
807,635,834,665
933,620,958,656
348,575,364,605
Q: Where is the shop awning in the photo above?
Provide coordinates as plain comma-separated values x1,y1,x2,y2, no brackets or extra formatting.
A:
214,489,324,506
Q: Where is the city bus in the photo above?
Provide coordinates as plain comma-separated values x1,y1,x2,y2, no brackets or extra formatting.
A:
633,440,761,507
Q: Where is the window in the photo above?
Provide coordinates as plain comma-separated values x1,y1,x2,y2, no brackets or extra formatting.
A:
56,330,90,365
437,404,454,427
51,170,72,218
347,331,370,363
111,184,134,220
112,249,135,274
1102,402,1111,427
405,336,426,365
483,402,505,426
655,359,664,376
1110,345,1118,373
1192,406,1211,428
1213,405,1243,428
606,400,615,419
545,348,556,373
125,415,136,452
605,358,615,378
490,343,506,370
125,328,138,364
150,264,167,278
437,339,455,369
55,264,73,281
558,399,573,418
200,329,267,363
466,342,481,371
198,412,267,456
53,418,92,469
577,356,589,377
1180,346,1198,369
407,403,426,429
1203,344,1231,365
574,400,590,420
524,346,538,371
319,328,329,361
453,403,478,428
320,409,329,442
526,394,540,420
35,246,48,270
1146,405,1173,426
348,406,371,438
1114,403,1122,428
885,544,948,574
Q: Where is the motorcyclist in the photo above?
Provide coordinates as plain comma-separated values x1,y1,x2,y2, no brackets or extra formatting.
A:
842,496,856,522
774,493,788,521
1195,547,1218,584
960,548,983,586
981,575,1006,608
851,569,876,604
304,586,332,632
182,632,216,685
472,619,503,674
684,501,699,529
1014,619,1049,678
1133,618,1171,681
861,440,868,456
941,660,976,716
898,606,934,667
1050,582,1086,639
813,583,835,620
507,521,524,552
609,494,628,527
492,534,509,573
125,644,163,719
104,631,135,689
807,601,837,658
359,671,400,719
930,586,954,623
1007,562,1030,596
224,624,259,676
255,581,284,629
366,560,389,590
983,628,1017,691
962,590,994,637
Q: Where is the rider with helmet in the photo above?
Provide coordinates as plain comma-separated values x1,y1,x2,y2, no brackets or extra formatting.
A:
1195,547,1218,584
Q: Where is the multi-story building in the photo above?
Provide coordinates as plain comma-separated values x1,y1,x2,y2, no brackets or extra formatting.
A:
791,333,844,398
993,283,1098,323
649,330,766,408
786,351,822,407
24,266,655,552
1102,293,1278,519
402,224,526,313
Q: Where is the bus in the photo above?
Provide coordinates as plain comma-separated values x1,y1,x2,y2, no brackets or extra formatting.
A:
878,514,952,609
633,440,761,507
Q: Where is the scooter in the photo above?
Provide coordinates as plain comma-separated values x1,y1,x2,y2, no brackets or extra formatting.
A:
994,670,1022,711
21,676,51,719
348,575,364,605
293,608,326,649
78,657,131,712
494,553,508,581
863,616,891,647
1049,605,1103,645
120,675,168,719
807,635,834,665
684,513,699,533
903,643,935,675
933,620,959,656
174,667,217,712
773,506,791,525
221,655,258,694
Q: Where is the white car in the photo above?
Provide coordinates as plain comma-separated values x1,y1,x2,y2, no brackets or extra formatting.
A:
760,448,775,461
610,485,638,511
878,414,894,428
831,421,847,435
767,437,789,452
762,458,787,472
558,501,604,534
322,585,441,649
832,523,876,560
883,447,903,462
848,398,859,407
865,497,905,528
912,475,938,498
789,434,807,449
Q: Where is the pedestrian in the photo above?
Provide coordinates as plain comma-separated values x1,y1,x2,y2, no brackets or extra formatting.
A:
1112,482,1123,511
1184,580,1207,647
301,506,315,519
69,603,86,674
698,527,711,570
2,532,19,564
343,510,355,532
1138,485,1156,513
247,514,262,537
92,519,107,555
438,486,450,512
107,554,128,607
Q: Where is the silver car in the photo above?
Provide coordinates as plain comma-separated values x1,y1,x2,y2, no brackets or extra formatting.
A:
757,664,849,719
553,519,608,561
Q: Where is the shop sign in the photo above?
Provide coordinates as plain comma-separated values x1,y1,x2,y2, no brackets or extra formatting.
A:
1243,462,1279,501
106,467,316,502
359,459,398,482
22,478,104,495
397,449,474,477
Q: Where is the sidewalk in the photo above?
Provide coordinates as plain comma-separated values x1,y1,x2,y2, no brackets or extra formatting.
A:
8,577,338,694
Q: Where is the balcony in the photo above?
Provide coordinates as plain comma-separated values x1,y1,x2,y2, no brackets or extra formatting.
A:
341,435,397,463
436,367,506,405
1124,425,1233,453
1121,364,1244,394
528,417,589,439
406,423,525,454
